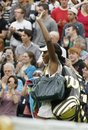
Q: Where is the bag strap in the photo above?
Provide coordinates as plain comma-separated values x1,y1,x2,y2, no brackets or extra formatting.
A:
29,94,35,118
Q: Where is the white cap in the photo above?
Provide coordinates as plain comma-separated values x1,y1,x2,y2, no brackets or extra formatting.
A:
39,46,48,52
68,7,78,15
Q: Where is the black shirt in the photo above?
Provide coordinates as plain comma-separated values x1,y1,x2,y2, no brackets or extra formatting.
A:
0,18,8,33
73,59,85,76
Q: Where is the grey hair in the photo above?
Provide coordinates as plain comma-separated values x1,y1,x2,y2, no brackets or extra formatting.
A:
4,63,15,73
73,36,86,50
50,31,59,42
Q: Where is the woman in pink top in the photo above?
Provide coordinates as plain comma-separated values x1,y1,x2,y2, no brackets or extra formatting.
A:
0,75,21,116
77,3,88,50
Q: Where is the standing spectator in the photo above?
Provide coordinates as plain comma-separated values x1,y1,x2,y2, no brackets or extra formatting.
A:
2,0,12,25
49,0,60,13
77,3,88,50
33,3,58,47
0,38,5,78
68,0,80,8
0,4,8,40
51,0,69,41
8,7,32,49
9,0,36,25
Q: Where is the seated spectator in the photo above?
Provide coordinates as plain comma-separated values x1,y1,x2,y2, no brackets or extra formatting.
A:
73,36,88,60
62,24,83,55
62,7,85,39
1,62,24,92
1,46,17,78
66,47,85,77
82,63,88,93
37,31,66,68
16,51,37,81
84,55,88,65
15,29,41,61
0,75,21,116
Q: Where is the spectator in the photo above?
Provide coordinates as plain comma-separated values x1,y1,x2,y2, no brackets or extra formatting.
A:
73,36,88,60
15,29,41,61
77,2,88,50
16,52,37,81
8,7,32,49
1,62,24,92
62,7,85,39
84,55,88,65
0,4,8,40
0,38,4,62
67,47,85,76
82,64,88,94
3,0,12,25
33,3,58,47
1,46,17,78
9,0,36,26
49,0,60,13
62,24,81,54
0,38,5,78
51,0,69,41
0,75,21,116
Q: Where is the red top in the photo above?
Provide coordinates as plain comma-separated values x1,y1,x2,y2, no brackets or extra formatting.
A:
51,7,69,39
77,9,88,37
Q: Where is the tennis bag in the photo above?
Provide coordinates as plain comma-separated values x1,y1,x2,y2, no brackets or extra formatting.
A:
53,76,80,121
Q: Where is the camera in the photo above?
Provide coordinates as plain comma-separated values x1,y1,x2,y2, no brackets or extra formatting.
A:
6,52,11,57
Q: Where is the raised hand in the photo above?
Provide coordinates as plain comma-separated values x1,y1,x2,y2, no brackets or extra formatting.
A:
36,10,46,21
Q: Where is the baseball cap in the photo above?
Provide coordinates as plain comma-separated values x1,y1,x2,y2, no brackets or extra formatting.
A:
68,7,78,15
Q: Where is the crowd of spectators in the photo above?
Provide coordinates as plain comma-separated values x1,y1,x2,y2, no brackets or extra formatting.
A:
0,0,88,119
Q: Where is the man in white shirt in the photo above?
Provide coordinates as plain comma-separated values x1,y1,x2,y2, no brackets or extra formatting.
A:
8,7,32,49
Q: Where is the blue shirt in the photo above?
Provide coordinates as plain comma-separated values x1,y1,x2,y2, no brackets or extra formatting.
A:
6,79,24,92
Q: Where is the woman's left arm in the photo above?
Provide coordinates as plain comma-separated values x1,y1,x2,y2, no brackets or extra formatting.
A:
36,12,59,74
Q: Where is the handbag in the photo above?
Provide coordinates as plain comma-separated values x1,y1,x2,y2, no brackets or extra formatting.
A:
31,74,65,101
